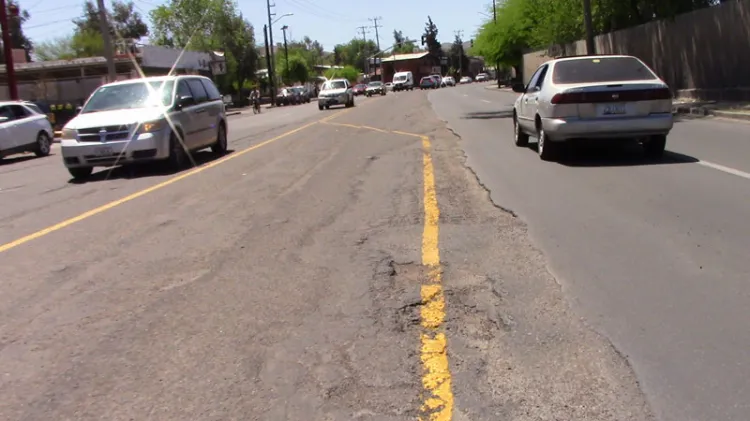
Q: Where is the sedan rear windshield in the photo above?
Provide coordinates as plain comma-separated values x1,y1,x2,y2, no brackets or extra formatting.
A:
552,57,657,84
324,81,347,90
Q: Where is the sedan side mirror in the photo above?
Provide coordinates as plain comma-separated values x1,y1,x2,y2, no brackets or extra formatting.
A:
76,106,82,114
511,83,526,93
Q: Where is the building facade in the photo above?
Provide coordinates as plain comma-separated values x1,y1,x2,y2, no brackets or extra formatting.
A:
380,52,442,83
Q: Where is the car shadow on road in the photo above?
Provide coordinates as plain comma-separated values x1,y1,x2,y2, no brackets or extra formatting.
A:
461,110,514,120
528,141,699,167
67,150,235,184
0,155,44,166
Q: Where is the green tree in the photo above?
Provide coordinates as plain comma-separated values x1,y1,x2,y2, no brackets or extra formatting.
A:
72,29,106,57
448,34,468,74
392,29,415,54
421,16,442,58
2,0,33,63
219,13,257,98
324,66,359,83
279,53,310,84
73,0,148,40
33,36,76,61
330,38,377,71
149,0,233,50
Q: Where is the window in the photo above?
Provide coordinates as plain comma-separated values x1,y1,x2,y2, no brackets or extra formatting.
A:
176,80,192,100
323,81,347,90
201,78,222,101
534,65,549,90
525,66,545,92
0,106,14,122
9,105,29,119
81,80,175,113
186,78,208,103
552,57,658,84
24,103,43,114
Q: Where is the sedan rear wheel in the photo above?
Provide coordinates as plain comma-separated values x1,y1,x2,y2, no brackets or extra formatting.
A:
643,134,667,159
537,126,558,161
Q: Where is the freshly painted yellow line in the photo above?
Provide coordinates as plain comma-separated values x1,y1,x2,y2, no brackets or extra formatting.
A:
320,120,455,420
0,111,350,254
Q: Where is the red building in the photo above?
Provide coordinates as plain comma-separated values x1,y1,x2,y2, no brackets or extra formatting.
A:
379,52,442,83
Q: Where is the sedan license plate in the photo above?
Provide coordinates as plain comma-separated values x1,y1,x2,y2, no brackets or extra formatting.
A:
95,147,114,156
600,103,627,115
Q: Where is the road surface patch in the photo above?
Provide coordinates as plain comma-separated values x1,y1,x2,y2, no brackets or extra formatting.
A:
320,121,456,420
0,110,354,254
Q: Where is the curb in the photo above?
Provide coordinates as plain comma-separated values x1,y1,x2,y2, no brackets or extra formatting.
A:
227,111,242,116
484,86,514,92
673,105,750,121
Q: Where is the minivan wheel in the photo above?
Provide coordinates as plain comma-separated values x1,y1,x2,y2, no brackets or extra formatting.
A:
211,124,228,155
68,167,93,180
168,132,188,169
35,131,52,157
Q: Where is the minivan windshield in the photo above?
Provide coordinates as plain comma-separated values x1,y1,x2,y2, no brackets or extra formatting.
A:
552,57,657,84
323,81,347,90
394,75,406,82
81,80,175,113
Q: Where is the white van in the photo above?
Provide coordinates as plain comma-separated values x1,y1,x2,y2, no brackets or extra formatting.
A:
392,71,414,91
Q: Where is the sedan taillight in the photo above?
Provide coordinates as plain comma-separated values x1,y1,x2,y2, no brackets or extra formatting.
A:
551,88,672,104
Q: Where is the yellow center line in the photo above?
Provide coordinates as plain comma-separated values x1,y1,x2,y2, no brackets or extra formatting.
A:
0,108,356,254
315,121,455,420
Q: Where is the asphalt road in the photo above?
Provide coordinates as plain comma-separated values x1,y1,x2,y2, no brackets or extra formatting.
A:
0,91,653,420
430,83,750,421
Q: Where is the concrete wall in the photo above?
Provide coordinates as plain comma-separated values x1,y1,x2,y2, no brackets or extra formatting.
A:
0,73,133,103
522,0,750,100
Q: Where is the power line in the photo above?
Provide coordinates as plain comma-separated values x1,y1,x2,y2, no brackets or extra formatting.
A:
356,25,369,42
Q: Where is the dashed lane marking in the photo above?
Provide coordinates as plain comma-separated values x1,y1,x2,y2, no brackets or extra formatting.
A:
697,159,750,181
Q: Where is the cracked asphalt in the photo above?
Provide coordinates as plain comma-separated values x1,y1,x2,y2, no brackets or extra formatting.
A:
2,90,651,420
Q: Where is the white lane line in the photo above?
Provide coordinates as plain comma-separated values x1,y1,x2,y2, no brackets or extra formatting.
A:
463,94,468,97
481,99,491,103
697,160,750,180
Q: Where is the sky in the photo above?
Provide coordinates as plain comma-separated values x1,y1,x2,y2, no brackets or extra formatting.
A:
19,0,492,52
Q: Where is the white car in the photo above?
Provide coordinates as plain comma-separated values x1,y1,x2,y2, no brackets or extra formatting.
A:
459,76,472,84
318,79,355,110
0,101,54,161
512,55,673,161
441,76,456,87
60,75,228,179
476,73,489,82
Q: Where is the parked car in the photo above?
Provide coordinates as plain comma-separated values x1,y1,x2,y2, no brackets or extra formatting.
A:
290,86,311,103
420,76,438,90
318,79,355,110
59,75,228,180
512,54,673,161
365,81,387,96
0,100,54,161
276,87,298,105
476,73,489,82
430,74,443,87
392,71,414,91
459,76,472,84
352,84,367,96
441,76,456,87
385,82,394,91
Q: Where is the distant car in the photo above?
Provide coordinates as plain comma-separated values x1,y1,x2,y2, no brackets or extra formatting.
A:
476,73,489,82
290,86,311,103
512,54,673,161
441,76,456,87
352,84,367,96
385,82,394,91
420,76,438,90
60,75,228,180
276,88,298,105
430,74,442,87
365,81,386,96
459,76,472,84
318,79,355,110
0,100,54,161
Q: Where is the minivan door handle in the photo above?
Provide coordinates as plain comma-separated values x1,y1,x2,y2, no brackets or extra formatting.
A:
194,108,206,114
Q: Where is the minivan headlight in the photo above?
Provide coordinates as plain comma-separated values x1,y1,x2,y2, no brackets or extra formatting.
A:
140,119,166,133
61,128,77,139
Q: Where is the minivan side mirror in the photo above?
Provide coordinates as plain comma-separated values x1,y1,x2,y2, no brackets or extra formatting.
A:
76,106,82,114
176,95,195,109
511,83,526,93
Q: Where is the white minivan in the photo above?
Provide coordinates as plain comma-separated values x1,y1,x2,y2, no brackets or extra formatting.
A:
392,71,414,91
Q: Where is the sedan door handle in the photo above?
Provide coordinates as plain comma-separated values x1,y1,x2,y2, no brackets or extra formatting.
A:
194,108,206,114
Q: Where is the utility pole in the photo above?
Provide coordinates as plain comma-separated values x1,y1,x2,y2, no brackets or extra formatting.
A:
493,0,502,84
0,0,18,99
96,0,116,82
281,25,289,84
454,30,464,78
356,25,370,74
583,0,595,55
266,0,277,105
369,17,382,81
263,24,272,97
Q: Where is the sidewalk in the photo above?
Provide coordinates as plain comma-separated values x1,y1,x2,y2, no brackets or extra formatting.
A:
672,100,750,121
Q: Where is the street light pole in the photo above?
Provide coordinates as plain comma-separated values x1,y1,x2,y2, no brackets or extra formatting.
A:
281,25,289,84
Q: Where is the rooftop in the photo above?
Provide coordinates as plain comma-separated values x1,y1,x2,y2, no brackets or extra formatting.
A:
381,52,430,63
0,56,134,74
